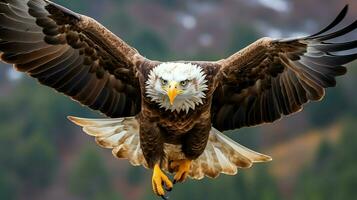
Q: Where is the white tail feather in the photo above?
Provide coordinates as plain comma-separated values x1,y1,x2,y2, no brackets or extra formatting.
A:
68,116,147,167
68,116,272,180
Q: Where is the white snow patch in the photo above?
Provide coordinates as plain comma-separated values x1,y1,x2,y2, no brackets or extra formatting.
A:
256,0,290,12
176,13,197,30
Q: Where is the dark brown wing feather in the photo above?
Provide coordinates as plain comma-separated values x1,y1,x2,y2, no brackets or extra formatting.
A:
212,5,357,131
0,0,149,117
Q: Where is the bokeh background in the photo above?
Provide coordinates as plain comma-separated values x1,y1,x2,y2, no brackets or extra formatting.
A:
1,0,357,199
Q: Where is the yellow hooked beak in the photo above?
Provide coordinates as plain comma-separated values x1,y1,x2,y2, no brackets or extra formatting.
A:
167,81,179,105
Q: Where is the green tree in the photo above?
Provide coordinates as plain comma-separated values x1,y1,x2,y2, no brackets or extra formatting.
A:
69,147,122,200
0,170,17,200
295,120,357,200
15,133,57,187
0,121,57,198
248,165,280,200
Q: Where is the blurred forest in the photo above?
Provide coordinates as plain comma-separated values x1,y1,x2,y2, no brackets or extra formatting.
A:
0,0,357,200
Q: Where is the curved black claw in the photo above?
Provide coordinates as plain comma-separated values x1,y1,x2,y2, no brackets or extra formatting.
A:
163,181,172,192
160,195,169,200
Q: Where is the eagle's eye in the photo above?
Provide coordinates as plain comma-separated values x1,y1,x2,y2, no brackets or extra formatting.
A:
160,78,168,85
180,80,189,87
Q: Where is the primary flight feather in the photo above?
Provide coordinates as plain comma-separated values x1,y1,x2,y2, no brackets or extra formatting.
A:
0,0,356,199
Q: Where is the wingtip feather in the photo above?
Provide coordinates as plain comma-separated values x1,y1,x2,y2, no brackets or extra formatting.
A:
255,154,273,162
67,116,88,126
309,4,349,38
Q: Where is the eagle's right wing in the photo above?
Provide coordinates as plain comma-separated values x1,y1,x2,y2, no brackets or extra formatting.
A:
0,0,151,117
212,5,357,131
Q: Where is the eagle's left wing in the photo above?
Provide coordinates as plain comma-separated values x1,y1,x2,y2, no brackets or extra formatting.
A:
0,0,151,118
212,5,357,132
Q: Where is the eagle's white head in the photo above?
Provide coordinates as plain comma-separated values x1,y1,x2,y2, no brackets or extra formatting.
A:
145,62,208,113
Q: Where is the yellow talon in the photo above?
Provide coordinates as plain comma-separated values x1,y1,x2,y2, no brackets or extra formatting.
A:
171,159,192,183
152,164,173,197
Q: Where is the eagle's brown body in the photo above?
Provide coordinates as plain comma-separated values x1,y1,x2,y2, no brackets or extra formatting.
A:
0,0,356,199
138,62,220,167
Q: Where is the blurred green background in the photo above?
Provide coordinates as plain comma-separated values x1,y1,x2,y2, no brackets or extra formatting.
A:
0,0,357,200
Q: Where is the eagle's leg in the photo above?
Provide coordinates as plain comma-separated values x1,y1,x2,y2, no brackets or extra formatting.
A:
139,120,173,198
170,159,192,183
172,124,210,183
152,164,173,197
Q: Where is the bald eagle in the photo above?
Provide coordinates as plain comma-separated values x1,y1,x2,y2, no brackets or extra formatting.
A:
0,0,356,199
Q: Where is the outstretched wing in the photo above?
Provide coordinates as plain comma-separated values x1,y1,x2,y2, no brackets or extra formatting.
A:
212,5,357,131
0,0,149,117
